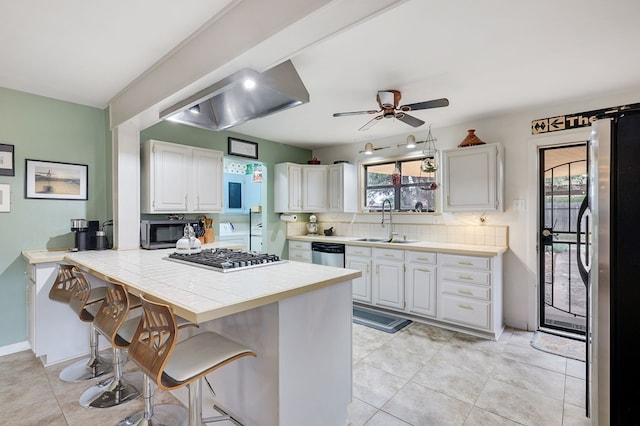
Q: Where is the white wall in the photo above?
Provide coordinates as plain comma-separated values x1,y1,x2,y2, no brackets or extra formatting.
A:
312,87,640,330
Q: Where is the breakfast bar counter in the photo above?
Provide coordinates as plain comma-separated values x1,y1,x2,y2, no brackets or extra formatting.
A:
23,247,360,426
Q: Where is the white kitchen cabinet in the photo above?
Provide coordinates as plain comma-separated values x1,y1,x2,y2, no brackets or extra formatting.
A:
275,162,357,213
346,245,372,303
328,163,357,213
288,240,312,263
302,166,328,212
141,139,223,213
405,251,437,317
275,163,302,212
26,262,107,366
437,253,503,337
372,248,405,310
442,143,504,212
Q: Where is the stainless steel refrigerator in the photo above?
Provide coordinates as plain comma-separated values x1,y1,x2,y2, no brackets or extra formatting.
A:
579,110,640,424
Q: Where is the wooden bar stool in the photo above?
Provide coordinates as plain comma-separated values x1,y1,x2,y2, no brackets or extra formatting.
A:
117,296,256,426
49,264,113,382
79,280,144,408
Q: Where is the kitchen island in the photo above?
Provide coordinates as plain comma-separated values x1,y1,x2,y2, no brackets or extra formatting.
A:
24,247,360,426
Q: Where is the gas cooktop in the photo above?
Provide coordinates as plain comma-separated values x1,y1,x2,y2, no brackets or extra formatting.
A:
166,248,285,272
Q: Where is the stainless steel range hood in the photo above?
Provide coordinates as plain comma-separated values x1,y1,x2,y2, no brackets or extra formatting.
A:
160,60,309,131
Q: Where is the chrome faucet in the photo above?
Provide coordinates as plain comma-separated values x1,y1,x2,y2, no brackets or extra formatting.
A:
381,199,397,241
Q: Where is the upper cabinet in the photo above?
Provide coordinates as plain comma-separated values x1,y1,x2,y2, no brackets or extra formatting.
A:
442,143,504,212
141,139,223,213
275,162,357,213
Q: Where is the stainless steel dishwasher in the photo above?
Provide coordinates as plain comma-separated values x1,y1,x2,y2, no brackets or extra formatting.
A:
311,242,345,268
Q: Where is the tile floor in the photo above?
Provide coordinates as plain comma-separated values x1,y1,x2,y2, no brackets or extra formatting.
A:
349,322,591,426
0,323,591,426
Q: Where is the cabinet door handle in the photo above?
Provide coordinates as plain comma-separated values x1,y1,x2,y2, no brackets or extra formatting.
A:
458,274,473,280
383,254,396,257
458,289,473,295
376,265,379,274
458,303,474,310
366,264,369,273
416,268,432,273
416,257,431,261
458,261,473,266
354,250,363,254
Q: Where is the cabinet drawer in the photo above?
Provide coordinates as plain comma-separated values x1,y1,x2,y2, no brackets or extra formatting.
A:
289,241,311,251
406,251,436,265
439,294,491,330
440,268,491,286
346,245,372,257
374,248,404,261
289,248,312,263
440,281,490,301
439,254,490,270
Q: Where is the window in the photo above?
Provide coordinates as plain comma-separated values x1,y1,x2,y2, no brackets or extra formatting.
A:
364,158,437,212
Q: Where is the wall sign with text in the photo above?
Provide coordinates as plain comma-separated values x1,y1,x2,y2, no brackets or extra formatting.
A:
531,102,640,134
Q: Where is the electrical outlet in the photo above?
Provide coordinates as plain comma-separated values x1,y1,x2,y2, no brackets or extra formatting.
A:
513,199,525,210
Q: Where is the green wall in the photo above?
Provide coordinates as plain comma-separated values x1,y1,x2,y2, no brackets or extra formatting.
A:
0,87,108,347
0,88,311,349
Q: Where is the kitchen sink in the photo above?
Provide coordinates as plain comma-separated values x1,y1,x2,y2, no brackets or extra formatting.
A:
352,238,418,244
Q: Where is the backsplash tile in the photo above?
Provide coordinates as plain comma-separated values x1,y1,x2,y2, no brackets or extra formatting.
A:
286,220,508,247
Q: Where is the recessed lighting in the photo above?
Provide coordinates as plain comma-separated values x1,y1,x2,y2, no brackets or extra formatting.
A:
243,78,256,89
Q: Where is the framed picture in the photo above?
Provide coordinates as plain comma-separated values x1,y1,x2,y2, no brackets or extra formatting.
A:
0,184,10,212
0,144,14,176
25,159,88,200
228,137,258,159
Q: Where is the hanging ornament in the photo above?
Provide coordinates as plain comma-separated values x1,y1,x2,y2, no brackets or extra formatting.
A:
421,125,438,172
391,165,401,186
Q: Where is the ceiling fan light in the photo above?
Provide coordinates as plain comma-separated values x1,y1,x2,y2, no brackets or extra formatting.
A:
406,135,416,148
364,142,374,155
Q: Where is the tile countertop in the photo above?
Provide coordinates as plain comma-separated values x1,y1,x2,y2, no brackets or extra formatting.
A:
287,235,508,257
21,241,246,264
23,246,361,324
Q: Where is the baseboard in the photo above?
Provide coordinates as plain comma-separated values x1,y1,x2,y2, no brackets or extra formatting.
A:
504,318,528,331
0,340,31,358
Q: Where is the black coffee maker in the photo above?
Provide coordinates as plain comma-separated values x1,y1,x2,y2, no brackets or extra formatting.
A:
70,219,99,251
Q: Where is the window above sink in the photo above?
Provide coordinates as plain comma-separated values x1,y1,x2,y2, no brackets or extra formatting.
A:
363,157,438,214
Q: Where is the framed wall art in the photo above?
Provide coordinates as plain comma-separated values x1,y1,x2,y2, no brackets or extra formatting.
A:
0,184,10,212
0,144,15,176
25,159,88,200
228,137,258,159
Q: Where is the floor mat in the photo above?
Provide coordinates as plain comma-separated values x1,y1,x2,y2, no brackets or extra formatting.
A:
353,306,411,333
530,331,585,361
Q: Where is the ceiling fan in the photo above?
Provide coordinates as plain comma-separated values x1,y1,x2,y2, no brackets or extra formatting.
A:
332,90,449,131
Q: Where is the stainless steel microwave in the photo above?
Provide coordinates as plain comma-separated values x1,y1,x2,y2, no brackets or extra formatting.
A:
140,219,200,249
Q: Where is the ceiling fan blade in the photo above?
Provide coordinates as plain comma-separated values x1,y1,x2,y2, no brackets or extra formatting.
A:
359,115,383,131
333,110,379,117
397,113,425,128
400,98,449,111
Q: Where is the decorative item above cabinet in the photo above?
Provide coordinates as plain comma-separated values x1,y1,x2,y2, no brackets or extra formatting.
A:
442,143,504,212
141,139,223,214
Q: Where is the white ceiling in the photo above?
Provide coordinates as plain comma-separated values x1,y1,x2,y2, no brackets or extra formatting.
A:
3,0,640,150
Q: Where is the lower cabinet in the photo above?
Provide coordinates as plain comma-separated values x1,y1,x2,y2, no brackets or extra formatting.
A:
346,243,503,339
26,262,108,366
437,253,503,335
346,246,372,303
405,251,437,318
288,241,312,263
372,248,405,310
